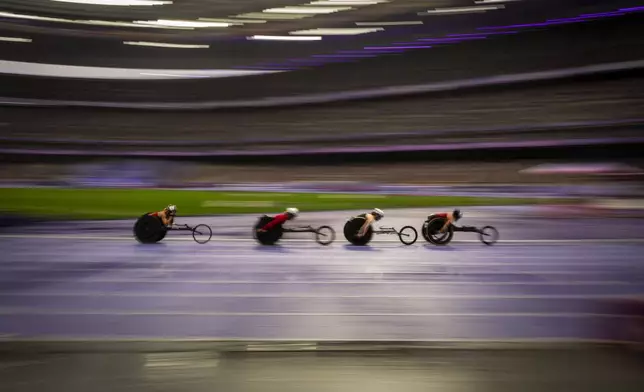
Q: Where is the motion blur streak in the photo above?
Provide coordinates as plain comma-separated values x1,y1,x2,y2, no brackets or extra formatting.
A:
0,36,32,43
0,11,190,29
123,41,210,49
248,35,322,40
52,0,172,5
420,5,505,14
0,60,281,79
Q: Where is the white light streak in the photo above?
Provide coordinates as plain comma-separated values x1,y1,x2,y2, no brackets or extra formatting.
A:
0,60,282,80
198,18,266,24
235,13,312,20
52,0,171,5
124,41,209,48
263,6,352,14
356,20,423,26
248,35,322,41
290,27,383,35
420,5,505,15
0,11,190,29
0,36,32,43
309,0,386,4
134,19,231,28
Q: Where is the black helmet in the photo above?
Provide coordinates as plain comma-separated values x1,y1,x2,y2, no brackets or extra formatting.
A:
453,209,462,220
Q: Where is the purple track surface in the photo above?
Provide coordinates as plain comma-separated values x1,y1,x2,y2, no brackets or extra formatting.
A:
1,209,643,341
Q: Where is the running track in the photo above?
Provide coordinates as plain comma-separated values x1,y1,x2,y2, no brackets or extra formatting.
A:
0,208,643,341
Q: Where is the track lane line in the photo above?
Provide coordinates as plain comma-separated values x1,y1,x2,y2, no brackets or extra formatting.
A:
0,308,638,317
0,279,631,285
0,292,637,299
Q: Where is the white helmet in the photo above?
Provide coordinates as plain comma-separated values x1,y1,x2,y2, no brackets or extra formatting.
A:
166,205,177,215
371,208,384,219
286,207,299,216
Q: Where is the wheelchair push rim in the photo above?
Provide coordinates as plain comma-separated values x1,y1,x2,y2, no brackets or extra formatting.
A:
423,217,453,246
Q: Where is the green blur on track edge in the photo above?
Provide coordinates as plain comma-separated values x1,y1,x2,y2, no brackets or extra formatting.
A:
0,188,569,220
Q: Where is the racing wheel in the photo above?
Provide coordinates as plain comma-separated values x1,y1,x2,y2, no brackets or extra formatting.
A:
343,216,374,246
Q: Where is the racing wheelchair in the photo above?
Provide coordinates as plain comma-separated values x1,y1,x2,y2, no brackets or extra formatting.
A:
253,215,336,246
422,214,498,246
133,213,212,244
343,216,417,246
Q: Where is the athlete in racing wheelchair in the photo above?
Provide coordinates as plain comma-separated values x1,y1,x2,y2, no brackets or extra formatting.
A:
356,208,385,237
423,209,498,245
254,208,335,245
256,207,300,233
135,204,213,244
149,204,177,228
433,209,481,234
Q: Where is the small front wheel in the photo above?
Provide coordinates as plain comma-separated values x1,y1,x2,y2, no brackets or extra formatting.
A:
315,226,336,246
398,226,418,245
479,226,499,246
192,224,213,244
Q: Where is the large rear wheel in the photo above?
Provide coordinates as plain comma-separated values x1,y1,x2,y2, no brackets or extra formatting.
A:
343,217,373,246
424,217,453,246
254,216,284,245
133,213,165,244
421,221,432,242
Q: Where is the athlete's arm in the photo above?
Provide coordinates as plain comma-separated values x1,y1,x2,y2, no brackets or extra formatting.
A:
358,214,374,236
440,213,453,233
155,211,170,226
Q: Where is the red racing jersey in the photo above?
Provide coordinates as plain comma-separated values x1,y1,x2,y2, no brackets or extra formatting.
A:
262,213,289,230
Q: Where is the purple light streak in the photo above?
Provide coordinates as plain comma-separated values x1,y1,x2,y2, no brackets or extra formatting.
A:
417,36,487,42
311,54,378,58
448,31,518,37
364,45,432,50
478,20,579,30
338,49,406,54
236,4,643,72
479,4,643,31
579,11,628,17
288,58,326,63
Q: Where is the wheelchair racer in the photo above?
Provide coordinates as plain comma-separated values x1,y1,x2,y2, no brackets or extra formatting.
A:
149,205,177,228
356,208,385,237
257,207,299,233
435,209,478,233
